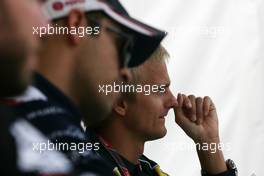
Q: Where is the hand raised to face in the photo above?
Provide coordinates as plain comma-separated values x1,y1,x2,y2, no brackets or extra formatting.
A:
174,93,220,143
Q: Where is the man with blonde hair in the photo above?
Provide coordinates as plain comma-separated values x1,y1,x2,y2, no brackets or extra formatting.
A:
86,46,237,176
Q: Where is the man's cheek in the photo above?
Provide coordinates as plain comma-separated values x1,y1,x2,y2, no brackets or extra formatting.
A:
102,45,119,70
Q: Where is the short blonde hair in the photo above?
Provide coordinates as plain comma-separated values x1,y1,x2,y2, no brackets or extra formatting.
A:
149,45,170,63
123,45,170,100
131,45,169,82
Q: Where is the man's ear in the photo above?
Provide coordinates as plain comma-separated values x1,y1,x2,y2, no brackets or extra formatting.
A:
67,9,87,45
113,97,127,117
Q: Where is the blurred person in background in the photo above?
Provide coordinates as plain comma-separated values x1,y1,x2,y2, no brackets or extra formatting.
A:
0,0,73,175
0,0,167,175
0,0,47,97
88,46,238,176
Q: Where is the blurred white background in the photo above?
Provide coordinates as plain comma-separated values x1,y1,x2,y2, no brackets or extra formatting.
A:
120,0,264,175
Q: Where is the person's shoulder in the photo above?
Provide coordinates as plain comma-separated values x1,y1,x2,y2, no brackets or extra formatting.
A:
2,85,82,139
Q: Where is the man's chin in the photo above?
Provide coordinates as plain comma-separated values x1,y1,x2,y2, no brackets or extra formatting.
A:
0,81,28,98
0,49,32,97
81,97,112,128
0,71,30,98
147,128,167,141
158,128,167,138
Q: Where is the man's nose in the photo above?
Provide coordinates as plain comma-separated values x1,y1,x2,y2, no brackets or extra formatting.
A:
165,90,178,108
